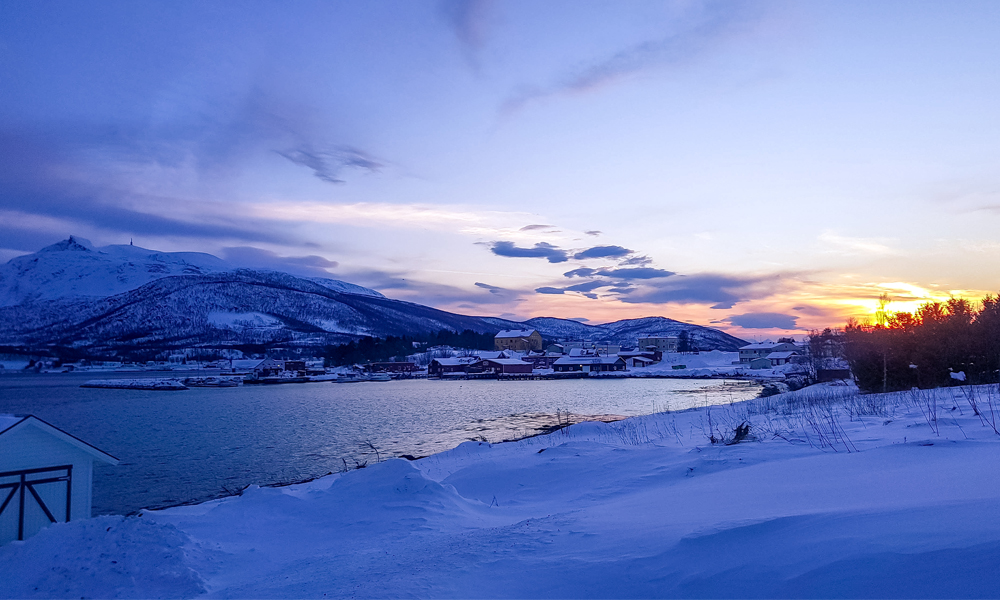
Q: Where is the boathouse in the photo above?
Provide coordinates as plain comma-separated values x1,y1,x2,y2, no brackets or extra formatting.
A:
480,358,533,375
0,415,118,545
428,357,482,377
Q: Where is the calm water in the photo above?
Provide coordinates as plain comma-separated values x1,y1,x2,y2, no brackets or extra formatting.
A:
0,372,760,515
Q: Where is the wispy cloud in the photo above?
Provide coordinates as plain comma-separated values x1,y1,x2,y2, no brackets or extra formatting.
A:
618,255,653,267
440,0,494,64
0,89,392,250
818,232,900,257
338,268,524,308
501,1,761,114
792,305,832,317
250,202,531,234
220,246,338,277
617,273,789,309
276,145,384,184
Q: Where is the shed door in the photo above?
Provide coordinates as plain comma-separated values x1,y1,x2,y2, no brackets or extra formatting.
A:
0,465,72,544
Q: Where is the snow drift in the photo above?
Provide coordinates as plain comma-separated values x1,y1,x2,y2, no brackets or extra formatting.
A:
3,383,1000,598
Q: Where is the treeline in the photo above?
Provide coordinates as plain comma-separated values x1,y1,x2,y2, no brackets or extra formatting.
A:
843,295,1000,392
324,329,497,366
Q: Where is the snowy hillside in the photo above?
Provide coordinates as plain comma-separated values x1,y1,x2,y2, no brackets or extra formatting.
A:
0,271,524,353
0,237,384,307
4,383,1000,597
523,316,603,339
602,316,747,351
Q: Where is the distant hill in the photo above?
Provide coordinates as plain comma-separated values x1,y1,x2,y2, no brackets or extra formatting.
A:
0,238,746,355
524,316,746,351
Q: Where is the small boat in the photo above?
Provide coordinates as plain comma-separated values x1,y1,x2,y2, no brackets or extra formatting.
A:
366,373,391,382
331,373,366,383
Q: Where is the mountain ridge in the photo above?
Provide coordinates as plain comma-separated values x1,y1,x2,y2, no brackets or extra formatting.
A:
0,239,747,355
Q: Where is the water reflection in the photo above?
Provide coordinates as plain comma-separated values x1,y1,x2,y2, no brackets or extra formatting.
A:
0,373,761,514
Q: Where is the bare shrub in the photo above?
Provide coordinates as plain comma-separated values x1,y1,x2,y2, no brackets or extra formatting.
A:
911,388,940,436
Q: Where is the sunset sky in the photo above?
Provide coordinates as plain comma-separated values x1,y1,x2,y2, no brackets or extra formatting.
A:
2,1,999,338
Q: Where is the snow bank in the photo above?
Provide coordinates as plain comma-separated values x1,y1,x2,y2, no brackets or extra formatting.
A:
626,351,801,379
4,384,1000,598
80,379,189,391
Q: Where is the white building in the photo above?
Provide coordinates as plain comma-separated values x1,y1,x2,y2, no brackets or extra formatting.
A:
637,336,680,353
738,341,800,364
0,415,118,545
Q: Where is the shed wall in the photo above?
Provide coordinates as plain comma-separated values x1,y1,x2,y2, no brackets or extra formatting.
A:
0,425,96,544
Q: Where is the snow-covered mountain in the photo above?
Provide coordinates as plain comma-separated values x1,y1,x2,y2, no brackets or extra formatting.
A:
0,236,383,307
0,238,745,354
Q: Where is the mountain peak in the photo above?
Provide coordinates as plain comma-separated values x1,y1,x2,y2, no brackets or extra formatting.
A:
39,236,95,253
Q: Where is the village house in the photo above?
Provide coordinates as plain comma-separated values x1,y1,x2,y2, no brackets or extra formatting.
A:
522,352,564,369
284,360,307,376
479,358,533,375
618,349,662,363
427,357,482,377
557,341,621,355
0,415,118,545
766,351,800,367
625,356,655,368
473,350,511,360
494,330,543,352
552,355,627,373
738,341,800,364
230,358,285,377
637,336,680,353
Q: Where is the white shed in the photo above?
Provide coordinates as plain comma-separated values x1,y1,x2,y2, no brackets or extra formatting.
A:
0,415,118,545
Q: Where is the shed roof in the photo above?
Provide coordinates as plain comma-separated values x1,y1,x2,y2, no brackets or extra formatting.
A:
431,357,481,366
0,415,119,465
232,359,266,369
483,358,530,365
767,351,800,359
740,341,779,350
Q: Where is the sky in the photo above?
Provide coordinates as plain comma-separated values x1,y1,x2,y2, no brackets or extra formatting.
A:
2,0,999,339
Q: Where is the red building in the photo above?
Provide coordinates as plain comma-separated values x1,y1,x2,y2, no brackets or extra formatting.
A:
480,358,533,375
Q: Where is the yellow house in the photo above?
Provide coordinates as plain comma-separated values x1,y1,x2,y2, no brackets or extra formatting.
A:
494,329,543,352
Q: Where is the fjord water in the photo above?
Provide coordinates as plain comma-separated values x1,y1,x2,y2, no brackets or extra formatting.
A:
0,373,760,515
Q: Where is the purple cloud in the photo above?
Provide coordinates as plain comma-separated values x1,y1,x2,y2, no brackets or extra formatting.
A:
573,245,633,260
726,312,800,330
490,241,568,263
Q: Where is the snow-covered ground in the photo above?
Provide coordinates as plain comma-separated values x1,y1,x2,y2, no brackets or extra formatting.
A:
626,350,800,379
4,383,1000,598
